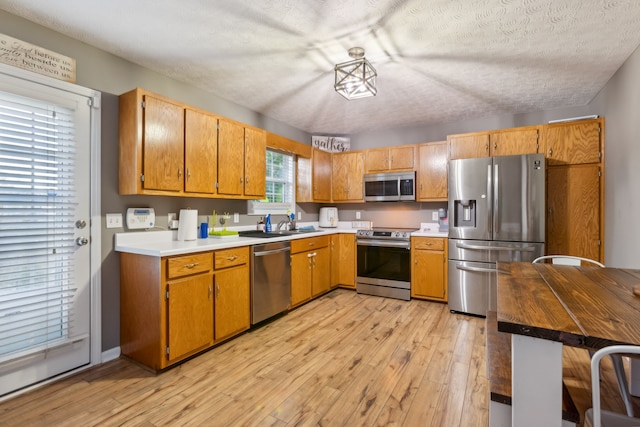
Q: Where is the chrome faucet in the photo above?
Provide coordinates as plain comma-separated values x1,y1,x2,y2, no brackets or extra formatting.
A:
276,218,289,231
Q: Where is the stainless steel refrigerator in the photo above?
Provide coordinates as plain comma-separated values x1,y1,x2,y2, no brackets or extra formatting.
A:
447,153,545,316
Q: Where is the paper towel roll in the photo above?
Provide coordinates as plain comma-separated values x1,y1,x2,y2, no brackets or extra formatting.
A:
177,209,198,241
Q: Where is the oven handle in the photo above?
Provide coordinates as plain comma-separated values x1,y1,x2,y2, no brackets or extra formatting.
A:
357,239,410,249
455,242,536,252
455,265,497,274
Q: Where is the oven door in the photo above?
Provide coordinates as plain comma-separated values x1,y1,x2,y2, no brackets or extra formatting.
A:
356,239,411,286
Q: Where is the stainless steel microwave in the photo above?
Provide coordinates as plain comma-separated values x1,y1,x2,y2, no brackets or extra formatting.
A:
363,172,416,202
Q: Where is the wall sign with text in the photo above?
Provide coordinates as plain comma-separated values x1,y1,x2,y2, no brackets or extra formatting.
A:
312,136,350,152
0,33,76,83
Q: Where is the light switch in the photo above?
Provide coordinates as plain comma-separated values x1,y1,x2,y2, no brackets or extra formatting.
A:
233,213,240,223
432,211,439,221
106,213,123,228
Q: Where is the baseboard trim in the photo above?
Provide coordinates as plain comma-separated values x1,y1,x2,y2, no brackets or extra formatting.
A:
101,347,121,363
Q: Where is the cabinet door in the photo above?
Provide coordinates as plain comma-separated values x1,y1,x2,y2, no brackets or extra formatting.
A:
364,148,389,172
217,119,245,196
332,151,364,201
312,148,332,202
490,127,540,157
291,252,312,306
142,94,184,191
167,274,213,361
389,145,415,170
335,234,356,288
214,265,250,341
244,126,266,197
417,141,448,201
411,250,445,300
296,156,312,203
547,164,601,262
184,109,217,194
545,120,602,165
311,247,330,297
448,133,489,160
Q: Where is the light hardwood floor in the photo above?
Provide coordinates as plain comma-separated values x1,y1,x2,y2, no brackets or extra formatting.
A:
0,289,632,426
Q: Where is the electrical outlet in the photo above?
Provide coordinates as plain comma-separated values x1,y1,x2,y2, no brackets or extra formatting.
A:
167,212,177,222
106,213,123,228
356,211,361,219
233,213,240,223
298,211,302,221
432,211,439,221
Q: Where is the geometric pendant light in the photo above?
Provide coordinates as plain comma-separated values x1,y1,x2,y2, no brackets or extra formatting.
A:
334,47,377,100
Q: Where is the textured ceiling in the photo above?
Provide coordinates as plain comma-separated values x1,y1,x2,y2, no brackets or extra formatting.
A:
2,0,640,135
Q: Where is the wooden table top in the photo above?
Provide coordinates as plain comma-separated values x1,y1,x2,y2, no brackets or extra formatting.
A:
496,262,640,350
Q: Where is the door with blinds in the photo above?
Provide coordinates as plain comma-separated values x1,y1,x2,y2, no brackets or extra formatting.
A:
0,71,92,396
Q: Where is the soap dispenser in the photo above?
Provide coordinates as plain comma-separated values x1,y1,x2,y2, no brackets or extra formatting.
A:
265,214,272,233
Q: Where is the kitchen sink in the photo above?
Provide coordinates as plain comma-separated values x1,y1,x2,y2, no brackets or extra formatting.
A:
238,229,320,239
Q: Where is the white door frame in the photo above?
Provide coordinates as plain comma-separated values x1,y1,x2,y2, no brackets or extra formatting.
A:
0,62,102,397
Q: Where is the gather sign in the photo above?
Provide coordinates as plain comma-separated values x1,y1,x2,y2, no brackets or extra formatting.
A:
0,33,76,83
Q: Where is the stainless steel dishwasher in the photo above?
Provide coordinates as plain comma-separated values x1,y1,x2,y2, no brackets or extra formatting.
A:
250,241,291,324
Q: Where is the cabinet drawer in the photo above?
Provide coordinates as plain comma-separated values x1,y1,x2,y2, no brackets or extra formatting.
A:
412,237,444,251
291,235,330,254
167,252,213,279
215,246,249,270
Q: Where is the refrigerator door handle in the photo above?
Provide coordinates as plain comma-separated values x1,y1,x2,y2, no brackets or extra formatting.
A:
493,163,499,238
456,265,497,274
487,164,493,235
455,242,537,252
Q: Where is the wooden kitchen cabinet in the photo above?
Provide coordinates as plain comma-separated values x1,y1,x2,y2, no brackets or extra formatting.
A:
312,148,332,202
448,126,541,160
213,248,250,342
448,132,489,160
411,237,448,302
167,273,214,362
331,233,356,289
416,141,448,201
332,151,364,202
120,246,250,371
545,118,604,263
544,118,602,165
365,145,416,173
119,87,264,199
184,107,218,194
489,126,541,157
217,119,266,198
119,88,185,194
120,251,214,370
290,236,331,307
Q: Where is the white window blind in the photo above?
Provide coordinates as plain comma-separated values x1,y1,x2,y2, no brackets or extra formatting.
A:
248,149,295,215
0,90,79,362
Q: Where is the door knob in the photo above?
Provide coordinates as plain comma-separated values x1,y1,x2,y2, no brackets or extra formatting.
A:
76,237,89,246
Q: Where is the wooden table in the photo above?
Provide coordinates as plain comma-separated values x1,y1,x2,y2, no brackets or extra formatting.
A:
496,262,640,426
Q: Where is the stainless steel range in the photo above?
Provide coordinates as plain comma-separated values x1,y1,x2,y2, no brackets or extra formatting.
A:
356,227,416,301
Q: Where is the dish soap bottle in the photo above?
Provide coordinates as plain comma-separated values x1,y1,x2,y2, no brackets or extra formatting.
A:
265,214,272,233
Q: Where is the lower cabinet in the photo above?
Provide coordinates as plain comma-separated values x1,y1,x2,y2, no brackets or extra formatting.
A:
331,233,356,289
411,237,448,302
213,247,251,342
120,246,250,371
290,235,330,307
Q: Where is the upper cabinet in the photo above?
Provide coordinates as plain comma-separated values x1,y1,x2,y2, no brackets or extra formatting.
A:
184,108,218,194
364,145,415,173
489,126,541,157
312,148,332,202
332,151,364,202
416,141,448,201
119,89,185,194
119,88,265,199
448,126,541,160
544,119,602,165
217,120,266,198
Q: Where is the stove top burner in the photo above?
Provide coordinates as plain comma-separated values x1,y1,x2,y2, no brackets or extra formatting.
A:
356,227,417,240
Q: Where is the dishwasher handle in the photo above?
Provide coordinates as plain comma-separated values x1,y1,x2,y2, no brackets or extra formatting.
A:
253,247,291,257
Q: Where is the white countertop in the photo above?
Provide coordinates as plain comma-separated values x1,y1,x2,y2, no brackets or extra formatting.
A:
114,222,448,257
